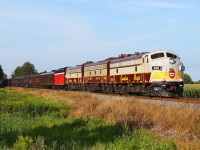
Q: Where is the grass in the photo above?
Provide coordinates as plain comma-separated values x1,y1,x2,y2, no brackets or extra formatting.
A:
92,130,175,150
8,87,200,149
184,84,200,98
0,88,176,149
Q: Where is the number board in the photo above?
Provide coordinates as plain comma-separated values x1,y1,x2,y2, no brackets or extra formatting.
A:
152,66,162,70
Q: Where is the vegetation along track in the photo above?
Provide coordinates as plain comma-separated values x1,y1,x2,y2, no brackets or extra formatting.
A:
6,86,200,105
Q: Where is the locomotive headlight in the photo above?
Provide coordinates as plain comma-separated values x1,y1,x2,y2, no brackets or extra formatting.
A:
169,58,176,64
179,84,183,88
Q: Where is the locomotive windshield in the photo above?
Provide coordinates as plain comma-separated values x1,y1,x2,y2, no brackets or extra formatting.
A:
151,52,164,59
166,53,177,59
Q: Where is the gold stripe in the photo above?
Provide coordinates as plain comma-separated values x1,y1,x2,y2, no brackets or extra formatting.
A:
152,72,183,80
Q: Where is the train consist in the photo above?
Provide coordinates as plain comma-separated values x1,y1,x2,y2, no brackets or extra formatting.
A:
8,50,185,97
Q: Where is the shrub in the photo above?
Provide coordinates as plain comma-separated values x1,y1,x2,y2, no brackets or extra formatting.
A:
13,135,33,150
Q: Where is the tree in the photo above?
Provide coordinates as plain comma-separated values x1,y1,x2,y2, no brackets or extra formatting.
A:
0,65,7,80
184,73,193,84
3,73,7,79
12,62,38,78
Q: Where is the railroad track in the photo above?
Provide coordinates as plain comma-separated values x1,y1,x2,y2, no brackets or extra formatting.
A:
92,92,200,104
153,97,200,104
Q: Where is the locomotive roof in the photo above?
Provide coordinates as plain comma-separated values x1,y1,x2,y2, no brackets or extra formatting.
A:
84,52,149,67
149,50,179,56
110,52,149,64
84,59,113,67
68,65,82,70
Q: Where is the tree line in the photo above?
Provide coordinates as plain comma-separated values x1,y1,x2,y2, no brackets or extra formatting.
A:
0,62,199,84
0,62,37,81
0,65,7,80
11,62,38,78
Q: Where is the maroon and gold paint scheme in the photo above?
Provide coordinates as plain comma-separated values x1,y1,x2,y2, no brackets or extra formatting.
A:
83,58,113,84
110,73,151,84
84,76,108,84
66,77,82,84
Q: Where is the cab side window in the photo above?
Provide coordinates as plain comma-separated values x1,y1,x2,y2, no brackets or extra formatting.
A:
144,55,148,63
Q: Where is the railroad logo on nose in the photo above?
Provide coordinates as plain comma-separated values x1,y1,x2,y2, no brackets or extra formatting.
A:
169,68,175,79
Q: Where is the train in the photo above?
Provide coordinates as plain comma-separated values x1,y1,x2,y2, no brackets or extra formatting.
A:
0,79,8,87
7,50,185,97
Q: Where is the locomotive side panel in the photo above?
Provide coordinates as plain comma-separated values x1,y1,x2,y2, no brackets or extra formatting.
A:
110,65,144,84
84,63,108,84
110,58,150,84
66,67,82,84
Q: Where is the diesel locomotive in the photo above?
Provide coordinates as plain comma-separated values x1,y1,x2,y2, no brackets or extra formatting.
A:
8,50,185,97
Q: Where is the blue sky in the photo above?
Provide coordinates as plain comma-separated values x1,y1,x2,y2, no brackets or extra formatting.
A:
0,0,200,81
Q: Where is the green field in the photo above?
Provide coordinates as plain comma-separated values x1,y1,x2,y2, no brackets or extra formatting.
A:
183,84,200,98
0,88,175,150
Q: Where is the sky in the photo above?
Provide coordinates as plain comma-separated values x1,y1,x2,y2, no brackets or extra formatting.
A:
0,0,200,81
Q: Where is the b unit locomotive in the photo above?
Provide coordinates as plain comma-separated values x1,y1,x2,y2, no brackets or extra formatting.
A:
9,50,185,97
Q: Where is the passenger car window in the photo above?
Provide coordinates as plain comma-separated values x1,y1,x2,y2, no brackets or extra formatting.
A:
151,53,164,59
